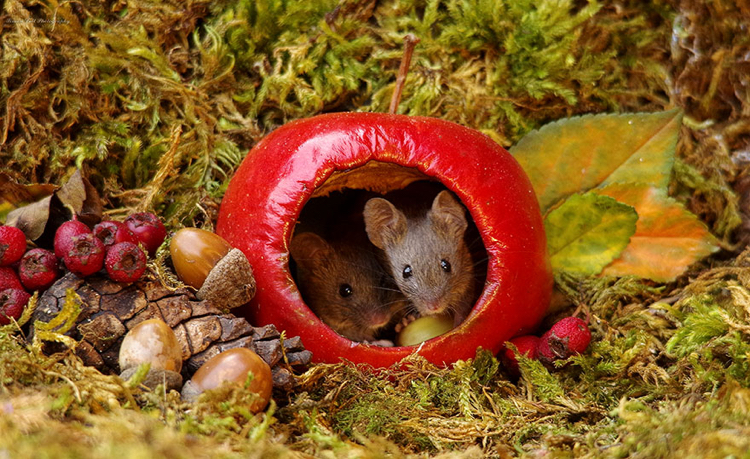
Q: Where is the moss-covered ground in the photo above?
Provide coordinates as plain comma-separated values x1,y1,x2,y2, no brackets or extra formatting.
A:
2,0,750,457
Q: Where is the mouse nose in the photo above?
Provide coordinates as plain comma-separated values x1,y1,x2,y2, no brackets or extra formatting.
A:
421,300,446,315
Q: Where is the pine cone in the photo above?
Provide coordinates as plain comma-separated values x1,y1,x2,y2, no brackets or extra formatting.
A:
32,272,312,391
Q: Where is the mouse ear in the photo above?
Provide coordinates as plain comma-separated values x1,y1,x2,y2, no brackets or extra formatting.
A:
363,198,407,250
289,232,333,266
429,191,468,238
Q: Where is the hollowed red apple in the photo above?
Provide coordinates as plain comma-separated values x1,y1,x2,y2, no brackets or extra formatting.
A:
217,112,551,368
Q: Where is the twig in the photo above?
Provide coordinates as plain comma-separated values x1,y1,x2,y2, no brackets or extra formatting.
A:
389,34,420,115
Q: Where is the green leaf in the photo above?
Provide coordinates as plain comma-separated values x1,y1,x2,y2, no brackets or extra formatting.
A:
510,109,683,213
545,192,637,275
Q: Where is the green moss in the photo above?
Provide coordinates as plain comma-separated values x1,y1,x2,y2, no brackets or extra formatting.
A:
664,274,750,390
2,0,675,223
608,381,750,458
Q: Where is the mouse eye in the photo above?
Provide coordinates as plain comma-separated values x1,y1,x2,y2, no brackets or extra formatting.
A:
440,259,452,273
402,265,413,279
338,284,353,298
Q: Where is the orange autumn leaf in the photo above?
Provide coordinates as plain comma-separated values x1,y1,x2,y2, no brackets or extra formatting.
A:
596,183,720,282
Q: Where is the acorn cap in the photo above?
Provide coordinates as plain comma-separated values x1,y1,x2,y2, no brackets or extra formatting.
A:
120,366,183,392
197,248,256,311
180,379,202,402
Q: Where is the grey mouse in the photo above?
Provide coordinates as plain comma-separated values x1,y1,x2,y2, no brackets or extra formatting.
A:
363,190,476,326
290,232,405,344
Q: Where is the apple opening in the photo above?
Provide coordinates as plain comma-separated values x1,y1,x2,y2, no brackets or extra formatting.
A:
290,160,489,346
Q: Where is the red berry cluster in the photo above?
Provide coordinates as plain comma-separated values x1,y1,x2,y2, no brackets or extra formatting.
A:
501,316,592,376
0,212,166,326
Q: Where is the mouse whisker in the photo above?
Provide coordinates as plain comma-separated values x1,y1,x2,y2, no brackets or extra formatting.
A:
471,255,490,265
466,234,484,248
373,285,404,294
381,298,413,311
380,299,410,311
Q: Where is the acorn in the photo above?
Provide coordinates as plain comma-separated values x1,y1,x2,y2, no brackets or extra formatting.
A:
169,228,255,311
118,318,184,391
181,347,273,413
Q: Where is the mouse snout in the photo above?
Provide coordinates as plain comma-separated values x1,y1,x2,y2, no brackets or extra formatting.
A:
418,299,447,316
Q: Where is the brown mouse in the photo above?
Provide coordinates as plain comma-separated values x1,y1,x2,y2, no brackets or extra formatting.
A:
363,189,476,326
290,231,406,344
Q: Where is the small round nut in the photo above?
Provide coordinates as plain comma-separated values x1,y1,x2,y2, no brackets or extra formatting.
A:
181,347,272,413
119,318,183,373
170,228,255,311
170,227,232,289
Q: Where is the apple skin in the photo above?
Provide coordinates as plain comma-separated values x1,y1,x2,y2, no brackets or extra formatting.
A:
217,112,552,368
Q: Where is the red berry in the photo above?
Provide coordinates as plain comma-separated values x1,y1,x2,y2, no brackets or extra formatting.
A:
19,248,60,291
0,288,30,325
63,233,105,277
501,335,540,376
0,225,26,266
124,212,166,257
547,317,591,359
105,242,147,283
94,221,139,249
537,329,556,366
0,266,24,291
54,220,92,259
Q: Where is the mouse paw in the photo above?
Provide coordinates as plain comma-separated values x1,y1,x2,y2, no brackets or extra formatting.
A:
366,339,395,347
394,313,418,333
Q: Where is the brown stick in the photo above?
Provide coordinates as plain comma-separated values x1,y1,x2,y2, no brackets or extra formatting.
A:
389,34,420,115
